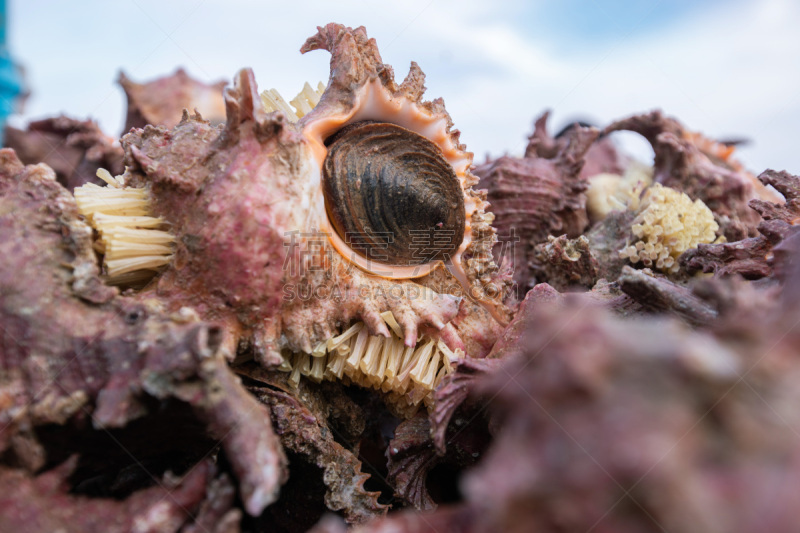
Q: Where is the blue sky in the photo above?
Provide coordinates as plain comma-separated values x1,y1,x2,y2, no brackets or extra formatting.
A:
531,1,718,44
8,0,800,174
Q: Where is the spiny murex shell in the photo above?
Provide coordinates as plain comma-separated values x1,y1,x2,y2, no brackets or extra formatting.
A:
88,23,511,413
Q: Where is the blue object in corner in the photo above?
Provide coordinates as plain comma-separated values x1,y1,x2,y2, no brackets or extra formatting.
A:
0,0,22,146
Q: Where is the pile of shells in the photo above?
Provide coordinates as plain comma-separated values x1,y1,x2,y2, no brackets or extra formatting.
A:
1,22,799,533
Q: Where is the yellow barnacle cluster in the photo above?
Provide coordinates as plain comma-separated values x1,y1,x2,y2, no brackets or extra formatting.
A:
619,183,719,274
261,81,326,122
74,169,175,285
586,161,653,223
280,311,464,417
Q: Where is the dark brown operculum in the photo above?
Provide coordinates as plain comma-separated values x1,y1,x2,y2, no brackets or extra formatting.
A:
322,121,465,266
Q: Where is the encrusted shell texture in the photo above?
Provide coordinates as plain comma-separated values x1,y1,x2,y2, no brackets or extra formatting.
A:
104,24,510,414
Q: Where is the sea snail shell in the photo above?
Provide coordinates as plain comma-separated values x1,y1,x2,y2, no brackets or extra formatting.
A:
322,121,466,266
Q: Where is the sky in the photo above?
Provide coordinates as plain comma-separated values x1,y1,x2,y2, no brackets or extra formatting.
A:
7,0,800,174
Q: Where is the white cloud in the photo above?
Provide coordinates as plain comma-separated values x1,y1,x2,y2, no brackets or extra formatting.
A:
428,0,800,172
8,0,800,174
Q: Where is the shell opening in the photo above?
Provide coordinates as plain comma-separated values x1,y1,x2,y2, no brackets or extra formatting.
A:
321,120,466,268
304,80,477,284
